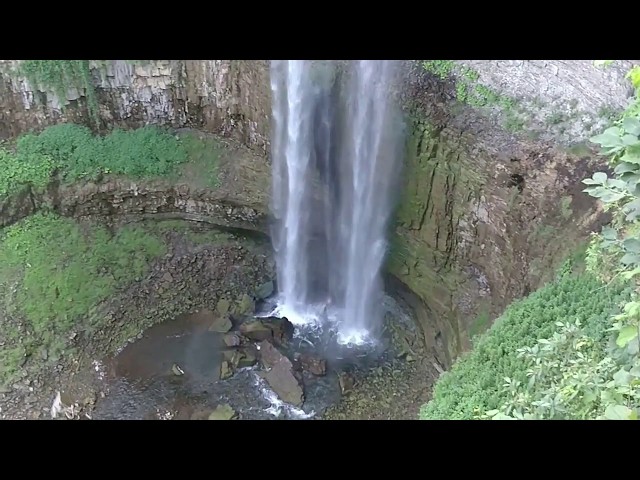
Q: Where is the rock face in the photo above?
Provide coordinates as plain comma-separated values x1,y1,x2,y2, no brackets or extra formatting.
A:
0,60,271,154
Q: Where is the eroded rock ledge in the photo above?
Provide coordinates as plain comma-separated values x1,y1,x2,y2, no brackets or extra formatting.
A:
1,177,269,233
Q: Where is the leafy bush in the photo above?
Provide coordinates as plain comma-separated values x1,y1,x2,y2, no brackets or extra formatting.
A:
0,123,195,197
420,268,628,419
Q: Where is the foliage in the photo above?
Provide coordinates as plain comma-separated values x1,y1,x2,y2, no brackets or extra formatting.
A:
0,123,205,197
19,61,101,125
419,266,629,419
422,63,640,421
421,60,515,109
0,212,166,384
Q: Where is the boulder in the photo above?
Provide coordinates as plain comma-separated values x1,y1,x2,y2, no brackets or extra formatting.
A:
239,320,274,342
215,298,231,315
239,316,294,344
338,372,355,395
234,293,255,316
255,280,274,299
222,332,242,347
219,361,233,380
208,315,232,333
208,404,237,420
237,345,258,368
258,341,304,407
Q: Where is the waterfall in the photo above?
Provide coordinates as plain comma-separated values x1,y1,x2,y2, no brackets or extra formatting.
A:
269,60,404,345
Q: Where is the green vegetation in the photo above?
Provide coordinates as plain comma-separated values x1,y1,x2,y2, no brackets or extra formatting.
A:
421,63,640,420
422,60,515,110
0,123,221,197
0,212,166,385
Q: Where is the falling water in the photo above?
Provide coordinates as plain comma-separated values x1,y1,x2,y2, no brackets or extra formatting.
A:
269,60,404,345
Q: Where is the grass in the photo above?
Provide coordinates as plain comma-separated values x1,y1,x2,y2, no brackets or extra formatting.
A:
420,263,630,419
0,123,222,198
0,212,167,385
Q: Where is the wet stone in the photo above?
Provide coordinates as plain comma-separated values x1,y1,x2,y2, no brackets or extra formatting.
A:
208,315,232,333
255,280,274,300
216,298,231,315
208,404,237,420
219,361,233,380
258,340,304,407
222,333,242,347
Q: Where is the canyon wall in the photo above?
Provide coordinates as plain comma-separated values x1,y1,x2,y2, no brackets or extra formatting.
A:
0,59,635,365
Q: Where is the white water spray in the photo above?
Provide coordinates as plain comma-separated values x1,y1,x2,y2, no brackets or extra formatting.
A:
270,60,404,345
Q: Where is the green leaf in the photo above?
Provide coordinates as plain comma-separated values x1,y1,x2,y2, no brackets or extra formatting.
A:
623,117,640,136
602,227,617,240
616,325,639,348
592,172,608,183
620,149,640,164
629,365,640,378
613,368,633,386
615,162,638,174
620,253,640,265
604,404,634,420
622,134,640,147
623,238,640,253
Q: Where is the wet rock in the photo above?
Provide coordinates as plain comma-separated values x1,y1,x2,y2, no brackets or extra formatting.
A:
239,320,274,341
338,372,355,396
219,361,233,380
298,354,327,376
216,298,231,315
255,281,274,299
262,362,304,407
235,294,255,316
237,346,258,368
258,340,285,369
208,404,237,420
208,314,232,333
258,340,304,406
222,349,243,369
240,317,294,344
222,333,242,347
171,364,185,376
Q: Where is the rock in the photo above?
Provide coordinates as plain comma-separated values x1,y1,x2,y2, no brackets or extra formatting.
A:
257,340,304,406
171,364,185,376
208,404,237,420
235,293,255,316
237,346,258,368
239,317,295,344
0,385,12,394
266,316,295,345
262,361,304,407
216,298,231,315
222,333,242,347
298,354,327,376
255,281,274,299
258,340,285,369
208,315,232,333
222,349,243,369
162,272,173,283
219,361,233,380
338,372,355,395
239,320,274,341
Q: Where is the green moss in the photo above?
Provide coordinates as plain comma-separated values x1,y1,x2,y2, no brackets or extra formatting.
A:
0,212,167,385
419,264,630,420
